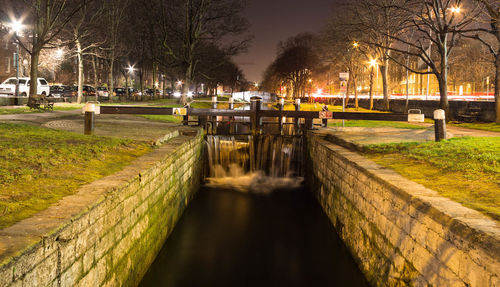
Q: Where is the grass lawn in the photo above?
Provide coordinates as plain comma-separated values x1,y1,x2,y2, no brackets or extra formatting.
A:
362,137,500,220
0,104,82,115
328,120,426,129
0,123,151,229
451,122,500,133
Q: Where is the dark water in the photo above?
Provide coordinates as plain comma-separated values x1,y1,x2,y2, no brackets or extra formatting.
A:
139,187,369,287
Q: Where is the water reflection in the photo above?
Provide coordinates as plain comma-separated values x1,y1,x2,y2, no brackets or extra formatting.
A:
139,187,369,287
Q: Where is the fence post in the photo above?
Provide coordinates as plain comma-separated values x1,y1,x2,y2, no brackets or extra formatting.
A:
211,96,217,134
251,97,262,135
294,99,301,133
434,109,446,141
279,98,284,134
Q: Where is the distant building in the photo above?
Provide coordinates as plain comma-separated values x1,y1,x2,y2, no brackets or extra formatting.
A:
0,23,28,83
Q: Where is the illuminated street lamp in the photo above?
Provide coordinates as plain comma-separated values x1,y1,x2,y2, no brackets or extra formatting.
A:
125,65,135,98
449,7,461,14
56,48,64,59
353,42,359,48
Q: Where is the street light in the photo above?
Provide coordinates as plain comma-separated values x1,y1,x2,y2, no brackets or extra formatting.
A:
9,20,23,34
56,48,64,59
127,65,135,73
353,42,359,48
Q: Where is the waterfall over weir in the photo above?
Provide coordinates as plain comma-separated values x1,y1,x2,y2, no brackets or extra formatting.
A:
204,135,304,193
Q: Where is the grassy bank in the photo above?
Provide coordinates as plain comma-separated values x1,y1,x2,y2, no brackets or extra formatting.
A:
0,123,151,229
362,137,500,220
451,122,500,133
0,104,82,115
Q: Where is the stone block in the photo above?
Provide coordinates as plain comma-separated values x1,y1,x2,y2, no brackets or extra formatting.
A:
22,250,58,287
60,257,82,287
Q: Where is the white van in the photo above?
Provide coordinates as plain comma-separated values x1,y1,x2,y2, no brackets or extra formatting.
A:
0,77,50,97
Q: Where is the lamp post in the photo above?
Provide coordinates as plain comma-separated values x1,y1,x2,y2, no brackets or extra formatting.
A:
126,65,135,99
10,20,23,104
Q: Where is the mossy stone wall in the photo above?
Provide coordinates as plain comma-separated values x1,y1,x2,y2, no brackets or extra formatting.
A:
0,130,204,287
307,131,500,287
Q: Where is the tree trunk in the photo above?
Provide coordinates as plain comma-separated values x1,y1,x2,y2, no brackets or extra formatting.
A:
76,38,84,104
181,62,193,105
353,77,358,108
369,67,374,110
345,79,351,107
108,59,114,103
495,54,500,124
92,55,98,88
152,62,157,100
381,59,389,111
29,50,40,99
439,49,449,116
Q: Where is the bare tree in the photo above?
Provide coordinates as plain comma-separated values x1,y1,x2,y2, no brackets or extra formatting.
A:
151,0,251,104
378,0,481,115
343,0,412,110
64,2,104,104
2,0,88,99
465,0,500,122
102,0,130,103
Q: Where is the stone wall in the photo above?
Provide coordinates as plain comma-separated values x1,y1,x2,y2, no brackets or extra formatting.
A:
0,129,204,287
356,99,496,122
307,131,500,286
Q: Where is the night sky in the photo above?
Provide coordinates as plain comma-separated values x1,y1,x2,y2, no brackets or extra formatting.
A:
235,0,337,82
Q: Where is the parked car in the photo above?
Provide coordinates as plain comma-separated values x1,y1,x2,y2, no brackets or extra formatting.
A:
0,77,50,97
82,85,96,97
49,85,73,98
96,87,109,98
113,88,126,97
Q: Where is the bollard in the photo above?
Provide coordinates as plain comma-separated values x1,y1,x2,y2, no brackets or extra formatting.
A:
228,97,234,110
83,103,95,135
434,109,446,141
212,96,217,109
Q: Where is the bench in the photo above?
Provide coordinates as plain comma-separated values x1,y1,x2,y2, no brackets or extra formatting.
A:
27,95,54,111
457,106,481,123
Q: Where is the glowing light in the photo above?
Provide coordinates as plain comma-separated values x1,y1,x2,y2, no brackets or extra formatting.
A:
316,88,323,94
308,79,312,83
187,91,193,97
369,59,378,67
9,19,23,34
450,7,461,14
127,65,135,73
173,92,181,98
254,82,259,87
56,49,64,58
353,42,359,48
176,80,182,86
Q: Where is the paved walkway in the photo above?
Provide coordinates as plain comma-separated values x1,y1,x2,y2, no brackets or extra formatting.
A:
320,122,500,148
0,110,184,143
